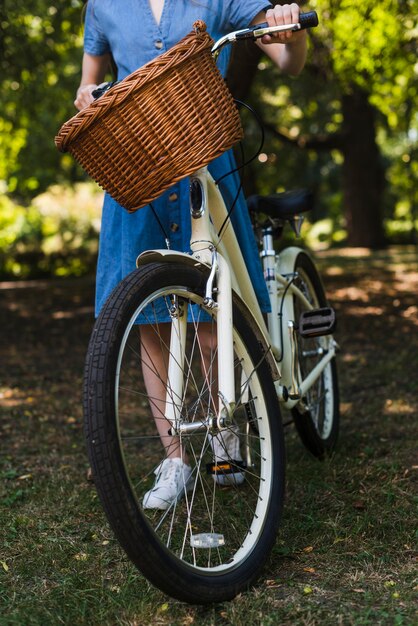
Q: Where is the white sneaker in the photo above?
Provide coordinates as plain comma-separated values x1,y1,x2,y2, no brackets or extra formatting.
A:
143,458,193,510
210,424,245,486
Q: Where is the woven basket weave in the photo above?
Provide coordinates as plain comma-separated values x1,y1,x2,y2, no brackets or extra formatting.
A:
55,21,243,212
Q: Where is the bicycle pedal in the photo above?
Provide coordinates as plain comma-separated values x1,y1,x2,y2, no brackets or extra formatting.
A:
298,307,336,338
206,460,246,476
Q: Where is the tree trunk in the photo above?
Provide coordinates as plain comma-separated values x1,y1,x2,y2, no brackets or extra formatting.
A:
228,45,387,248
226,43,262,101
226,42,262,196
341,89,386,248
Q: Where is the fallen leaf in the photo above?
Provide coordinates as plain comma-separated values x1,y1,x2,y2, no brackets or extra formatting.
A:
353,588,365,593
1,561,9,572
303,567,316,573
353,501,366,510
303,586,313,594
18,474,32,481
303,546,314,553
384,580,396,588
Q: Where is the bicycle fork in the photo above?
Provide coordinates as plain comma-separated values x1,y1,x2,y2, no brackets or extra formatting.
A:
166,172,236,436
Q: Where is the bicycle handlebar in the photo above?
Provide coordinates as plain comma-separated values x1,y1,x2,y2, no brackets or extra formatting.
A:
212,11,319,56
91,11,319,100
243,10,318,38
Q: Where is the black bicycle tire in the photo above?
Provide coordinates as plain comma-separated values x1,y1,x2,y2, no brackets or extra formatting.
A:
290,251,340,458
83,261,285,603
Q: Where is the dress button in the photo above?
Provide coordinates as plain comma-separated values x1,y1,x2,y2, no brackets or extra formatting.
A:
170,223,179,233
155,40,163,50
169,193,178,202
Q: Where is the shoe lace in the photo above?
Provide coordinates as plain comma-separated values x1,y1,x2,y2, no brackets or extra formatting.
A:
158,461,182,487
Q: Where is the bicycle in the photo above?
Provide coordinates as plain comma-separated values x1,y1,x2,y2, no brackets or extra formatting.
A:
57,11,339,604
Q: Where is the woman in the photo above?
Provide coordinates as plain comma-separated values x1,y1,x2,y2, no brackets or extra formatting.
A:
75,1,307,509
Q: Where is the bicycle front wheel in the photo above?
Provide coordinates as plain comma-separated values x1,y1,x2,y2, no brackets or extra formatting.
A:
290,251,339,457
83,261,285,604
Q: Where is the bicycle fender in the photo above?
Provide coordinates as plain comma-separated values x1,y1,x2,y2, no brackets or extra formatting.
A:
276,246,327,300
136,249,280,383
274,246,305,392
275,246,306,275
136,249,211,269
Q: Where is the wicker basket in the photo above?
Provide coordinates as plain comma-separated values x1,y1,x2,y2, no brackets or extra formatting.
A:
55,21,243,212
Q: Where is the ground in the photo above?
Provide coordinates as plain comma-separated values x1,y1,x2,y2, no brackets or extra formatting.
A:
0,246,417,625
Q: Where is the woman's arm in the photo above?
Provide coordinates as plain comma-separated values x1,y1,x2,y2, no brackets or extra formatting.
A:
74,52,111,110
251,3,307,76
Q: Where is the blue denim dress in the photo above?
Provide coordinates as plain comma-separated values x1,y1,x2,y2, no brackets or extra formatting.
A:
84,0,272,317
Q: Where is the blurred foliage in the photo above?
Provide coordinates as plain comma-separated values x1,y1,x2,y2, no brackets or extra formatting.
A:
0,1,416,278
0,0,89,198
242,0,417,244
0,183,102,278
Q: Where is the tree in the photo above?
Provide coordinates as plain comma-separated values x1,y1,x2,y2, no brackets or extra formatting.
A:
0,1,87,198
1,1,416,250
228,0,418,247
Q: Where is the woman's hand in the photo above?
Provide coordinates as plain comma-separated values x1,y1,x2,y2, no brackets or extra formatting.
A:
252,3,307,75
74,52,111,110
261,3,306,45
74,84,98,111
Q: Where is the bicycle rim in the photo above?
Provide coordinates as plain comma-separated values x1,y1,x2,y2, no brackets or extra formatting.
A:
290,253,339,452
84,264,284,602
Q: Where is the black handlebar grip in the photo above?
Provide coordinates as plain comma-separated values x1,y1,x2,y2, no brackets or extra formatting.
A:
249,11,319,33
234,11,319,41
299,11,319,29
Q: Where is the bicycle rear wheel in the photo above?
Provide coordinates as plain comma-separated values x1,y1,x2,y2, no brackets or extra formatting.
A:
83,261,285,603
290,251,339,457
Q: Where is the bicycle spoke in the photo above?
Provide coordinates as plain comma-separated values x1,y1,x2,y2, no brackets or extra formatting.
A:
86,271,283,583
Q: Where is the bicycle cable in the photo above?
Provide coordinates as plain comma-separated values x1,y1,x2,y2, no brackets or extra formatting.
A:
148,100,265,246
215,99,265,187
149,201,171,249
216,99,265,240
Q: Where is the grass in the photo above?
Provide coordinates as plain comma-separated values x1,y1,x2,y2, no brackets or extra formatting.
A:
0,246,417,625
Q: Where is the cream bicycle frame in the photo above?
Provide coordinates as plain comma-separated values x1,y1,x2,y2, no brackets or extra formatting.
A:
137,166,337,430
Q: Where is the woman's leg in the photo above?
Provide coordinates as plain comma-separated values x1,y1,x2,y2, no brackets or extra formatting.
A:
140,323,186,460
141,320,242,507
140,322,216,460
